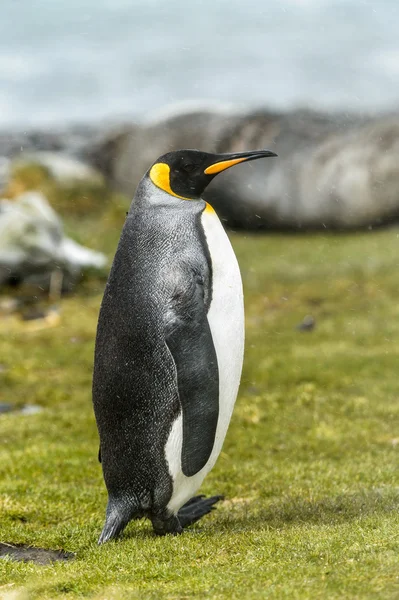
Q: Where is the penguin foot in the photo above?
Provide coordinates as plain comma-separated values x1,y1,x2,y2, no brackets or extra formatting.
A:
151,513,182,536
151,495,223,536
177,494,224,529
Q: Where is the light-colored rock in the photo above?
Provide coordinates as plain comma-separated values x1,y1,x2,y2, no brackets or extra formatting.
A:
0,191,107,287
13,152,103,185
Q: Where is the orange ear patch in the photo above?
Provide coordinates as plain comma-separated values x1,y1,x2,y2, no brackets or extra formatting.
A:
149,163,188,200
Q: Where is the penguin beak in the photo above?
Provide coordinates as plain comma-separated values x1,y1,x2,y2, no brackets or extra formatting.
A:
204,150,277,175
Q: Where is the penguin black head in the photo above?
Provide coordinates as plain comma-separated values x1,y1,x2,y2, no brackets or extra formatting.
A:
148,149,277,200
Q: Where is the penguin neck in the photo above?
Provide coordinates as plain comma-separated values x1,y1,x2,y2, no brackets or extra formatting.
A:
130,175,206,213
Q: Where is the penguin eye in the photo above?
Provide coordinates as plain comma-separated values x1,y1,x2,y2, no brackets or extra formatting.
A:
182,163,196,173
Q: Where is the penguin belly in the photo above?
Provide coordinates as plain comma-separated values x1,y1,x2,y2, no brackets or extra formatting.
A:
166,205,244,514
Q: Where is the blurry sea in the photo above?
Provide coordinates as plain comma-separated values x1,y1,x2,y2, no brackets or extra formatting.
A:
1,0,398,128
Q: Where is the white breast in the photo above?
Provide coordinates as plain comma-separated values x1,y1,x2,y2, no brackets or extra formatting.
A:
166,205,244,514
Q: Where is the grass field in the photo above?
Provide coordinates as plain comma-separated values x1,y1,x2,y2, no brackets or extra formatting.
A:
1,200,399,599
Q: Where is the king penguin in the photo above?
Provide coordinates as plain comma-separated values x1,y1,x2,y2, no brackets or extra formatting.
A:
92,148,277,542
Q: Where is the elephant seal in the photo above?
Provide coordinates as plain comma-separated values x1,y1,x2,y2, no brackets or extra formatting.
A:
87,104,399,230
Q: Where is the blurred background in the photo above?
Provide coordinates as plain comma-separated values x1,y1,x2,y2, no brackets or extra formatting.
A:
0,0,398,127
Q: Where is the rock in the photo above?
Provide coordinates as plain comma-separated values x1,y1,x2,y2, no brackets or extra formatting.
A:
0,191,107,288
0,124,104,160
89,104,399,230
0,297,20,315
0,403,42,415
296,315,316,331
20,405,42,415
12,152,103,186
58,237,107,271
1,105,399,231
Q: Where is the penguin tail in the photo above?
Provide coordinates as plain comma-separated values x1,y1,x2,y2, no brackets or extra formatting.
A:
98,501,134,545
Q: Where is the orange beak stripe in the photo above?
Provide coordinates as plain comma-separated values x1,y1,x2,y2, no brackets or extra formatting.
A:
204,157,249,175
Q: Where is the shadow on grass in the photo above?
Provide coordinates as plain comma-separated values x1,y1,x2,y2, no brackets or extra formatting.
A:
213,488,399,532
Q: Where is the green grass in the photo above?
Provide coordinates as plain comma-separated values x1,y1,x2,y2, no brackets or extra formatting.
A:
1,213,399,599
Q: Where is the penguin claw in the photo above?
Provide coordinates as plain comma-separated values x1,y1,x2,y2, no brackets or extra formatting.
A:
178,495,224,529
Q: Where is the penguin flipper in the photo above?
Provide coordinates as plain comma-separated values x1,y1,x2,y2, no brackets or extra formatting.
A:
165,288,219,477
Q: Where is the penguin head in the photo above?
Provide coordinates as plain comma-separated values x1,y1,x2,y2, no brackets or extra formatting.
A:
148,149,277,200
